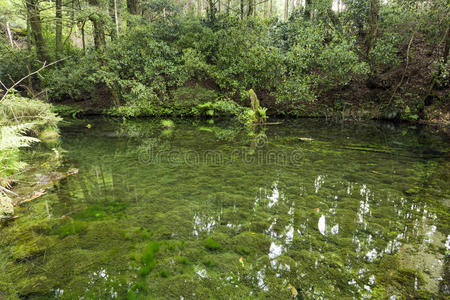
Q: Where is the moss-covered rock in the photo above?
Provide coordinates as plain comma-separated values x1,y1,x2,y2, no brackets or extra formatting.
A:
0,194,14,219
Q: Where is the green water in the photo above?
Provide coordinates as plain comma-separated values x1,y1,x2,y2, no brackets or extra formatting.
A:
1,118,449,299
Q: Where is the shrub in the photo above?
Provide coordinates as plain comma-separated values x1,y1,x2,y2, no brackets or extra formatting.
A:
42,54,100,101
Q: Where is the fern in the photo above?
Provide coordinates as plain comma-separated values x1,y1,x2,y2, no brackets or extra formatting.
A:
0,95,60,182
0,95,62,130
0,125,38,179
0,123,39,150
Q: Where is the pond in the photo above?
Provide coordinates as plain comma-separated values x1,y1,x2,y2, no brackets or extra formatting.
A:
1,118,449,299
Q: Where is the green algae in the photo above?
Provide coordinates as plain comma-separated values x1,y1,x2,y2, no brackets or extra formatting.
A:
0,118,449,299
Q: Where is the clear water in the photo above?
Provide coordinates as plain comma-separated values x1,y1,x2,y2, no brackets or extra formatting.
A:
1,118,449,299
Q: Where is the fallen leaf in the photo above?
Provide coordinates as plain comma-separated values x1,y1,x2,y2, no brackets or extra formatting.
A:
287,283,298,298
239,256,244,267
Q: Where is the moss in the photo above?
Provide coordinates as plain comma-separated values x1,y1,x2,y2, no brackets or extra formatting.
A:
74,202,127,220
139,242,160,276
39,128,59,141
231,232,270,255
160,269,169,278
202,258,215,267
177,256,190,265
204,238,221,251
10,234,56,261
55,220,86,237
2,118,449,298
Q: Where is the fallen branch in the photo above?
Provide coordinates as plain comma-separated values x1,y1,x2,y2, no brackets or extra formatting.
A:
0,186,18,197
0,57,69,103
16,189,46,206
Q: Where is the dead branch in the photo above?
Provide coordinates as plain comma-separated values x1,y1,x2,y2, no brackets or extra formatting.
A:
0,57,69,103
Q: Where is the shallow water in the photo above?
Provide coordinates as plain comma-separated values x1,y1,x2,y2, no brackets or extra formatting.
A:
1,118,449,299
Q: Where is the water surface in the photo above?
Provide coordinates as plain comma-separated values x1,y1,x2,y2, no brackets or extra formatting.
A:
1,118,449,299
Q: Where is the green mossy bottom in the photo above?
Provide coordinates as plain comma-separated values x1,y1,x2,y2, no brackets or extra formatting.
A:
0,118,448,299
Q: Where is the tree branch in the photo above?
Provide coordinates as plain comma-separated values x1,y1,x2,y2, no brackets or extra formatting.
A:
0,57,69,103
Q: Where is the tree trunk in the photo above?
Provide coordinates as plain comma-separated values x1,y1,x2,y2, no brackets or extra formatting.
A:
366,0,380,57
443,26,450,65
304,0,312,19
55,0,63,57
198,0,202,16
127,0,139,14
269,0,272,17
110,0,119,39
284,0,288,20
89,0,106,51
81,21,86,54
264,0,268,17
6,22,14,47
26,0,49,61
91,19,106,50
247,0,253,17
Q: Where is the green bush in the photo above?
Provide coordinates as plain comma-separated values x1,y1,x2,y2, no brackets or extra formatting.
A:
38,15,369,118
42,54,100,101
0,47,40,93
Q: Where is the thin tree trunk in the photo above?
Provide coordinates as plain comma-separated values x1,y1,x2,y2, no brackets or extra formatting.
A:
26,0,49,61
114,0,119,36
284,0,288,20
26,19,32,52
247,0,253,17
443,26,450,65
269,0,272,16
55,0,62,57
6,22,14,47
81,21,86,54
264,0,268,17
366,0,380,57
304,0,311,19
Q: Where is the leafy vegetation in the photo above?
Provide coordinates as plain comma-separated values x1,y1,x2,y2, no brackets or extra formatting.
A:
0,0,447,121
0,95,61,218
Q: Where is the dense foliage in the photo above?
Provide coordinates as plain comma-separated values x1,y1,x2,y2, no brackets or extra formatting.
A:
0,0,448,120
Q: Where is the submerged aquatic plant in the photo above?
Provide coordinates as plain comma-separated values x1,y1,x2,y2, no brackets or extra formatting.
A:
139,242,160,276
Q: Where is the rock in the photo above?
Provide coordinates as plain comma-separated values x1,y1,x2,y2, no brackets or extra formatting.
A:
399,244,444,294
298,137,314,142
0,193,14,219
